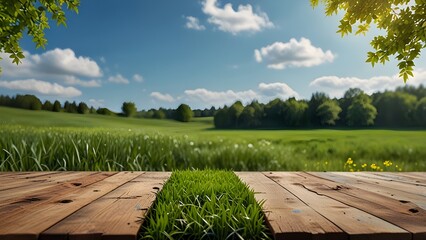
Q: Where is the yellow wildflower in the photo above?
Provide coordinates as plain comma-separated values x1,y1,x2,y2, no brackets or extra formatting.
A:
346,158,353,165
383,160,392,167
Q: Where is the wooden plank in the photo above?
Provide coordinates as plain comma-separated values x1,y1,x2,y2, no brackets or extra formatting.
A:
298,172,426,240
354,172,426,187
0,172,71,191
348,172,426,192
0,172,40,177
0,172,59,181
41,172,171,240
309,172,426,209
0,172,116,217
0,172,142,240
0,172,96,207
237,172,345,240
402,172,426,178
391,173,426,185
265,172,411,240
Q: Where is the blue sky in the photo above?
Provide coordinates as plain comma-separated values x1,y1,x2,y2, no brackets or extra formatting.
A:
1,0,425,111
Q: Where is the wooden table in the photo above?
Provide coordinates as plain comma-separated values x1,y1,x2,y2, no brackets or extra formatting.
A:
0,172,424,240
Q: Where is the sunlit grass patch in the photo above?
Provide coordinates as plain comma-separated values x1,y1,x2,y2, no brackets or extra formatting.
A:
140,170,270,240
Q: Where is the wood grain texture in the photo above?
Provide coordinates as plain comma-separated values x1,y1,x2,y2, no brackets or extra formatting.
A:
265,172,411,240
0,172,82,192
237,172,345,240
309,172,426,209
0,172,141,240
0,172,59,182
0,172,110,209
300,172,426,240
40,172,171,240
392,173,426,186
0,172,424,240
354,172,426,187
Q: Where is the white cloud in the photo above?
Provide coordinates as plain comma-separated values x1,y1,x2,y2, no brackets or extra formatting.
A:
184,88,258,106
309,69,426,98
88,99,105,108
133,74,144,83
183,82,300,107
38,48,102,77
150,92,175,103
202,0,274,35
258,82,299,99
0,79,81,97
148,82,299,108
108,74,129,84
185,16,206,30
1,49,101,78
254,38,335,69
0,49,102,88
63,76,101,87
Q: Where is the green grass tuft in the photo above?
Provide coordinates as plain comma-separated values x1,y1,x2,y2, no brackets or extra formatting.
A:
140,170,271,240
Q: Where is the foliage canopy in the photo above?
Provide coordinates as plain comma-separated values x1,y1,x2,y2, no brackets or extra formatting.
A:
0,0,80,72
122,102,137,117
175,104,193,122
311,0,426,82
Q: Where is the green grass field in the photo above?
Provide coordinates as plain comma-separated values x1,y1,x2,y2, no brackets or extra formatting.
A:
1,106,425,171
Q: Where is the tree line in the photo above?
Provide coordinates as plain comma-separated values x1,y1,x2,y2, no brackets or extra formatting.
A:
1,85,425,127
214,85,426,129
0,95,211,122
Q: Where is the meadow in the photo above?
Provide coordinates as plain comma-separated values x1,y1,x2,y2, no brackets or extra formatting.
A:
1,106,425,171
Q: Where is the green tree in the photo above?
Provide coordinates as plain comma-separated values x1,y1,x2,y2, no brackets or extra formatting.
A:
42,100,53,111
144,109,155,118
77,102,89,114
52,100,61,112
415,97,426,126
239,106,258,128
14,94,42,110
0,95,11,106
283,98,309,127
339,88,364,126
244,100,264,128
308,92,330,126
311,0,426,82
89,106,96,114
121,102,137,117
264,98,285,127
316,100,342,126
175,104,193,122
396,84,426,99
214,107,231,128
64,101,77,113
97,108,115,116
373,91,417,127
30,97,42,110
228,101,244,128
153,109,166,119
0,0,80,73
347,94,377,127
